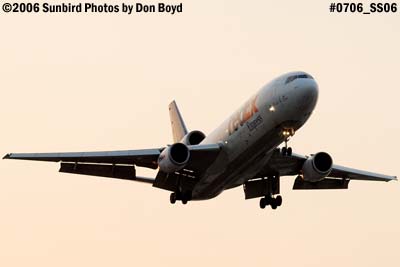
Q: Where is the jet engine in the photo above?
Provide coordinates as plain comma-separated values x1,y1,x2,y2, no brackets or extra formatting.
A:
180,130,206,145
158,143,190,173
302,152,333,182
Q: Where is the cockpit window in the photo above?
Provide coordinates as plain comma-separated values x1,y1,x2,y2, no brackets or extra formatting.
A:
285,74,313,84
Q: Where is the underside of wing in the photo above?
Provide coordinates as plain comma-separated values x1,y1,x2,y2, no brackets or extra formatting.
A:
256,149,303,177
329,164,397,182
3,148,161,169
4,143,222,188
3,149,162,184
153,143,221,192
257,148,396,183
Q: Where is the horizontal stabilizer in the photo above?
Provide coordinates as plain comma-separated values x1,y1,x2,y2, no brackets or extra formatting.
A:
293,177,349,190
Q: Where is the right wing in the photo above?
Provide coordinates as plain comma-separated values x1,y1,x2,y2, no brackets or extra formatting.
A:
3,148,162,184
3,148,162,169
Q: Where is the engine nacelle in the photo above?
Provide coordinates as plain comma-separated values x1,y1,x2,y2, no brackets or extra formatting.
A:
302,152,333,182
158,143,190,173
180,130,206,145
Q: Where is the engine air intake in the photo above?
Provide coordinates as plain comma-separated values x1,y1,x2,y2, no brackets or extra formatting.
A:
302,152,333,182
170,143,190,164
314,152,333,173
158,143,190,173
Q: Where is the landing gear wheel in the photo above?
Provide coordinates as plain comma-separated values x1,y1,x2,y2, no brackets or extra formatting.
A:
260,196,273,209
275,195,282,206
287,147,292,156
260,198,267,209
271,201,278,210
282,147,292,156
170,193,177,204
182,199,188,205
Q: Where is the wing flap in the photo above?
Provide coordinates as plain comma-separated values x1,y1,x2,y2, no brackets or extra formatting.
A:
59,163,155,184
293,176,349,190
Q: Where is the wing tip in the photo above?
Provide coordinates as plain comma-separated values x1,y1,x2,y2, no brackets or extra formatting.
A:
3,153,11,159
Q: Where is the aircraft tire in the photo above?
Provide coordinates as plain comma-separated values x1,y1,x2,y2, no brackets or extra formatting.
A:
276,195,282,206
259,198,267,209
170,193,177,204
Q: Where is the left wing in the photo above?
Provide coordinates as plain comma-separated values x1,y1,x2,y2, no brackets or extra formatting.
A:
329,164,397,182
257,149,397,182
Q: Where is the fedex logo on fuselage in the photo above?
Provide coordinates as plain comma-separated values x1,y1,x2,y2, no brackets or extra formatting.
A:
228,95,259,135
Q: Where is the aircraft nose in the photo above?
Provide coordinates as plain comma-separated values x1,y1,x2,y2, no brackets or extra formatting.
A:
301,78,318,97
296,79,318,111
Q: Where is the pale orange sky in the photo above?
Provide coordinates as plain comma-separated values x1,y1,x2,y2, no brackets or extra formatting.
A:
1,1,399,267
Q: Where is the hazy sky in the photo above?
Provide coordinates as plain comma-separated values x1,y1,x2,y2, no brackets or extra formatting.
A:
1,1,399,266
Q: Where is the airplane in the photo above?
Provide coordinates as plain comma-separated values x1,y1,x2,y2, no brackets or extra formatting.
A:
3,71,397,210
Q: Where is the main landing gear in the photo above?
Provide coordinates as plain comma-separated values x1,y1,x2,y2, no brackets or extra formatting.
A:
170,191,190,205
259,195,282,210
244,175,282,210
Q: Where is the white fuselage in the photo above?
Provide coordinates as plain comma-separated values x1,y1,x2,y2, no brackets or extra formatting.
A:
192,71,319,200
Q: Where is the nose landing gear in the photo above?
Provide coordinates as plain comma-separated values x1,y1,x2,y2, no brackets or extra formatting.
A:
281,128,295,156
281,146,292,156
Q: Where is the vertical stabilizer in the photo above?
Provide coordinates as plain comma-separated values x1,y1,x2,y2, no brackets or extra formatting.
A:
169,100,188,143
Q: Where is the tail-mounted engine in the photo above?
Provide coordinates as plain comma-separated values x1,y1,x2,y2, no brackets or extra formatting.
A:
158,143,190,173
180,130,206,146
302,152,333,182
